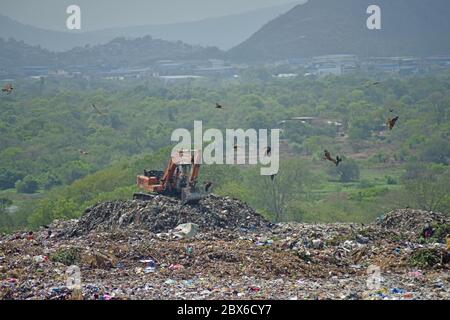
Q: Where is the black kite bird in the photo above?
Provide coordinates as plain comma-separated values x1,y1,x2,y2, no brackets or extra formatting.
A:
323,150,343,166
91,104,105,115
204,181,213,192
1,84,13,94
387,116,399,130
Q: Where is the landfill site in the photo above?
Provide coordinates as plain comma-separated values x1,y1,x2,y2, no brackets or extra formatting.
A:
1,194,449,300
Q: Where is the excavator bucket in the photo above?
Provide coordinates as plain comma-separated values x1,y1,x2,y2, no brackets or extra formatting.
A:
181,187,205,205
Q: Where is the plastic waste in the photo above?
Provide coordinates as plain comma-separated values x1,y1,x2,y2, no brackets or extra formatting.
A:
173,223,199,239
408,271,423,278
403,292,414,299
140,259,156,273
33,255,48,263
390,288,406,294
169,264,184,271
26,232,34,240
356,234,369,244
164,279,176,285
422,224,434,239
312,239,324,249
186,246,194,255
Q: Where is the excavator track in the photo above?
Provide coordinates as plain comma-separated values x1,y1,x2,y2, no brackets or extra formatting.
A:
133,192,154,201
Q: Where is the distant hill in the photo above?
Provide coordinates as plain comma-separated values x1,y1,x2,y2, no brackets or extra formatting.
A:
0,2,299,52
228,0,450,62
0,36,222,73
58,36,223,68
0,38,55,70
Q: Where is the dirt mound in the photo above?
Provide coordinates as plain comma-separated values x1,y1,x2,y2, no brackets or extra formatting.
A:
70,194,271,236
377,209,449,234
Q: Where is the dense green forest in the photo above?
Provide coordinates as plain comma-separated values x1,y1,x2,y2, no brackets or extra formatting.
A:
1,72,449,232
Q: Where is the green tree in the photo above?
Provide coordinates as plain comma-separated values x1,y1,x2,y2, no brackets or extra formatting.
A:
15,175,39,194
0,168,24,190
58,161,93,185
418,135,450,165
401,163,450,213
249,160,317,222
328,159,360,182
27,198,79,228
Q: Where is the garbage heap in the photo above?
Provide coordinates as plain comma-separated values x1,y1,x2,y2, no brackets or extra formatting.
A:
377,208,449,238
70,194,272,236
1,205,449,300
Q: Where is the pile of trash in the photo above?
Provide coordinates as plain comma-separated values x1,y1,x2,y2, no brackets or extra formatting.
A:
70,195,271,236
377,209,449,236
1,204,448,300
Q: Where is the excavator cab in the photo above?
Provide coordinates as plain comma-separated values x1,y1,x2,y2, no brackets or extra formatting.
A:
133,149,205,204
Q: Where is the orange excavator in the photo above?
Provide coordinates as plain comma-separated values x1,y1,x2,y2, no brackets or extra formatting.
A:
133,149,205,204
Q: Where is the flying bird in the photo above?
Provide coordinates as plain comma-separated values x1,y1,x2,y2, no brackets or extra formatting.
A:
265,146,272,156
363,81,381,87
91,104,105,115
323,150,342,166
2,84,13,94
204,181,213,192
79,149,89,155
215,103,224,110
270,174,276,181
387,116,399,130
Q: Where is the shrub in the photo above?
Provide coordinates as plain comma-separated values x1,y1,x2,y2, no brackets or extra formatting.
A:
385,175,397,185
410,249,442,268
50,247,80,266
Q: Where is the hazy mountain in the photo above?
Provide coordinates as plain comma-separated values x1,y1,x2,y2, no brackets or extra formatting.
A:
0,2,299,52
0,14,98,53
228,0,450,62
86,1,299,50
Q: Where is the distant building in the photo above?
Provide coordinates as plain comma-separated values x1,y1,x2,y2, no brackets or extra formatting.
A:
317,65,342,76
158,75,205,83
312,54,358,65
273,73,298,78
50,69,70,76
425,56,450,66
311,54,358,77
104,76,125,81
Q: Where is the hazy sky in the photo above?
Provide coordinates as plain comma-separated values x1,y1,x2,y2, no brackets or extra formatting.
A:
0,0,302,31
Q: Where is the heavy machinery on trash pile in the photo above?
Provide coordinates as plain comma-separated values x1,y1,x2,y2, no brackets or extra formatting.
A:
133,149,205,204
